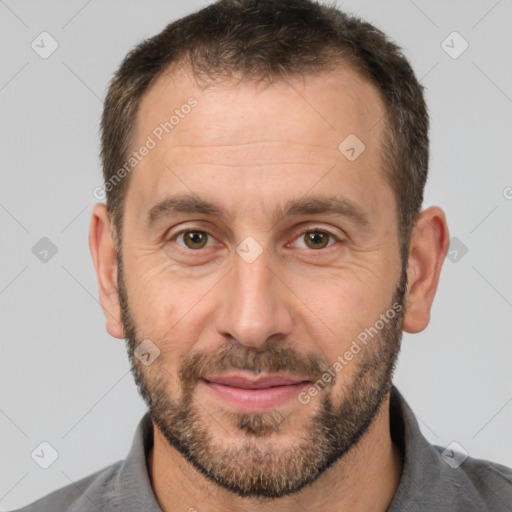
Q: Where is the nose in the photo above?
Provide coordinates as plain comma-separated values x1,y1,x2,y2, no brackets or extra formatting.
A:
215,243,294,349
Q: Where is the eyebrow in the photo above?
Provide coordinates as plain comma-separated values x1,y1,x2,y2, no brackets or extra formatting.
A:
145,192,370,230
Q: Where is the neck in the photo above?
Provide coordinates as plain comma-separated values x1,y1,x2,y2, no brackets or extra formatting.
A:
148,395,403,512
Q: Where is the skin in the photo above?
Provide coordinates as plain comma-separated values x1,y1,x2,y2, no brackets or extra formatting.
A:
89,63,449,511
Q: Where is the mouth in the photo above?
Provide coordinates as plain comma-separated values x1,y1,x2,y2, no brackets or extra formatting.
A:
200,372,311,412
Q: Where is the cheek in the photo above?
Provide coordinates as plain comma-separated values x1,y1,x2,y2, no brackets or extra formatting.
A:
124,266,215,363
293,270,393,361
123,251,178,309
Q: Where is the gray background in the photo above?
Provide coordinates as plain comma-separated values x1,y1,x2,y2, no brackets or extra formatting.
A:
1,0,511,509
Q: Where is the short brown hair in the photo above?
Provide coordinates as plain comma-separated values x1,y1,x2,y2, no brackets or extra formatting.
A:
100,0,428,264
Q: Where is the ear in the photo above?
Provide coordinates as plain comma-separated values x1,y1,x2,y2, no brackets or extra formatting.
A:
402,206,450,333
89,203,124,339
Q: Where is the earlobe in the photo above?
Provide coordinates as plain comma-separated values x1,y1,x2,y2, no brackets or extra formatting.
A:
402,206,450,334
89,203,125,339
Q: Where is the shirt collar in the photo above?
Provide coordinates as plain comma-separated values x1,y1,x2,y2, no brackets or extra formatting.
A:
114,410,162,511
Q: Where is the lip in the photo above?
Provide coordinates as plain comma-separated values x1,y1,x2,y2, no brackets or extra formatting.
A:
204,373,309,389
201,372,311,412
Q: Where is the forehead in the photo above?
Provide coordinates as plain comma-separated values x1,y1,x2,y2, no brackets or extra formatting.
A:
135,62,385,149
126,62,391,226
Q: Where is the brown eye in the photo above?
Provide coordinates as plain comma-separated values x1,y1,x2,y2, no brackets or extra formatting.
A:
303,231,330,249
177,230,211,250
291,229,339,250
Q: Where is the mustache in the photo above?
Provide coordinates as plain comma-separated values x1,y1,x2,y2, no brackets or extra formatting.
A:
178,343,334,393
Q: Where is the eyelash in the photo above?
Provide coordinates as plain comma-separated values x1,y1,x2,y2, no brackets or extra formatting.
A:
168,227,342,252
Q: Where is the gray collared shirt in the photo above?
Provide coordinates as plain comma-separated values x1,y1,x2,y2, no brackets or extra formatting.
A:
14,386,512,511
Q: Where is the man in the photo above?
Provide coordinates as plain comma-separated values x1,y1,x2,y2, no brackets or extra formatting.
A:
15,0,512,510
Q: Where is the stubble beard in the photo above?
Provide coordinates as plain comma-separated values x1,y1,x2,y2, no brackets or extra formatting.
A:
117,255,407,498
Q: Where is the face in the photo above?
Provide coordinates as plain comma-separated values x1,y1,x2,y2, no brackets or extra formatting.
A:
117,65,406,498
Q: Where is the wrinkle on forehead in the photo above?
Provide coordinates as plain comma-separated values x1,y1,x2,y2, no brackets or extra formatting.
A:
133,63,385,154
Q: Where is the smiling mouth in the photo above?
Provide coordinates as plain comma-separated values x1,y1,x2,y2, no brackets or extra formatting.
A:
201,372,311,411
